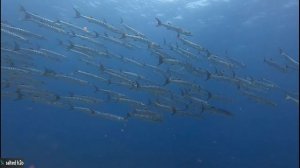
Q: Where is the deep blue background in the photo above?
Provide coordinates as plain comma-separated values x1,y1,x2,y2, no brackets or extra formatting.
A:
1,0,299,168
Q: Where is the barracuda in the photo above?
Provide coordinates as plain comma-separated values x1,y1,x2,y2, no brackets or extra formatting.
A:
155,17,191,36
76,70,109,83
1,22,45,40
55,19,95,36
263,58,287,72
73,8,123,35
1,28,29,42
241,90,277,107
20,5,58,26
96,32,134,49
279,48,299,67
285,94,299,105
72,106,127,121
178,35,206,52
120,18,146,38
128,109,163,122
70,31,105,48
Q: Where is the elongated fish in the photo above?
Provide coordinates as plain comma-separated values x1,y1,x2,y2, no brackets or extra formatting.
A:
155,17,191,36
263,58,287,72
55,19,95,37
178,35,206,52
120,18,146,38
285,94,299,105
128,109,163,122
76,70,109,83
96,32,133,49
72,106,127,121
73,8,123,34
1,22,45,40
1,28,29,42
70,31,105,48
20,5,58,26
279,48,299,68
241,90,277,107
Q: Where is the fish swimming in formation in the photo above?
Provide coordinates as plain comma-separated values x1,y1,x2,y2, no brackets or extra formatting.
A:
1,5,296,125
73,8,123,35
155,17,192,36
279,48,299,68
285,94,299,105
263,58,287,72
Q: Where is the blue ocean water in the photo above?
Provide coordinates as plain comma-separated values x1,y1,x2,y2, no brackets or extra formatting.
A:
1,0,299,168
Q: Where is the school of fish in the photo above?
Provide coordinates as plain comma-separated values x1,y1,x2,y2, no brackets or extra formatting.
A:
1,6,299,123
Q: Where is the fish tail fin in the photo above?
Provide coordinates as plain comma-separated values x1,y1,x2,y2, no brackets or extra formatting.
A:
135,81,140,88
99,63,105,71
120,33,126,39
70,30,76,37
14,88,23,101
232,70,236,78
68,104,75,111
67,40,74,49
13,42,20,51
21,12,32,21
19,5,26,12
180,89,185,97
54,19,60,24
73,7,81,18
93,85,99,93
163,76,170,86
206,71,211,80
120,17,124,24
236,82,241,90
177,33,180,38
104,49,110,56
102,32,108,37
43,68,56,76
207,91,212,100
171,107,176,115
57,39,64,46
131,81,139,89
155,17,162,26
279,48,283,55
125,112,131,119
158,55,164,65
107,79,112,85
54,94,60,102
93,31,99,38
263,57,266,62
